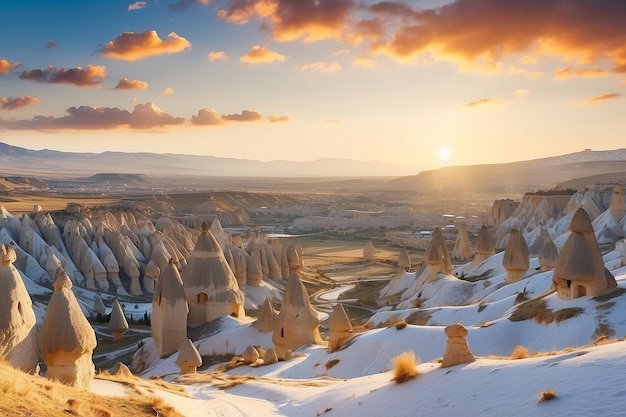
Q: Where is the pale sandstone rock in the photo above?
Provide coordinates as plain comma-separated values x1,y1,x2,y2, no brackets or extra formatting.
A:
441,323,474,368
40,268,97,388
0,244,39,373
176,339,202,374
152,260,188,358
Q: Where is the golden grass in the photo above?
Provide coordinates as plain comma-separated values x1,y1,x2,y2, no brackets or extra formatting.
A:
391,352,419,384
180,370,334,389
537,389,558,404
510,345,530,359
0,359,185,417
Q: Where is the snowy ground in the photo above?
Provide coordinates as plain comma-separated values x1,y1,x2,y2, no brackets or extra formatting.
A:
88,244,626,416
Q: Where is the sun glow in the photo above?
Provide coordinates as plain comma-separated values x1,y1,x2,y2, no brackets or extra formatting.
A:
439,146,451,160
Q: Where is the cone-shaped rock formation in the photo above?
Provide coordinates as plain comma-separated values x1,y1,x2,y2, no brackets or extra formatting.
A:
553,207,617,299
182,223,244,327
40,268,97,387
0,244,39,373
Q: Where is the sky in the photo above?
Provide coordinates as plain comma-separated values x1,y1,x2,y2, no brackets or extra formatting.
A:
1,0,626,173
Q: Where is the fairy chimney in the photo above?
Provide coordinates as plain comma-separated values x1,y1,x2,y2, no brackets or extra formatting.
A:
93,294,106,317
502,228,530,284
608,184,626,221
272,270,324,359
254,298,279,333
328,303,352,351
152,260,188,358
363,240,376,262
176,339,202,374
538,228,558,271
40,267,97,388
0,244,39,373
108,299,129,342
397,248,411,271
452,223,472,262
181,223,245,327
471,226,495,268
441,324,474,368
282,241,300,279
553,207,617,299
425,228,452,273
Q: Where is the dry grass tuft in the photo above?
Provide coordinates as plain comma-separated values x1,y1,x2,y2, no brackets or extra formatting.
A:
537,389,558,404
149,397,185,417
325,359,340,370
589,333,619,347
394,321,408,330
510,345,530,359
317,407,333,416
328,338,342,352
391,352,419,384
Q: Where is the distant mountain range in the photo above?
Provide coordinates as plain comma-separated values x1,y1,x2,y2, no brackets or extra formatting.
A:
0,142,415,178
1,143,625,194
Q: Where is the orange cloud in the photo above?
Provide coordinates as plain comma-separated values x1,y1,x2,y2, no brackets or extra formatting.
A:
19,65,106,88
301,62,341,73
585,93,621,104
0,102,184,130
460,97,504,109
191,108,224,125
268,114,291,123
115,78,148,90
208,51,228,61
371,0,626,73
0,96,40,110
161,87,175,95
555,66,610,80
219,0,354,42
346,18,385,46
0,59,22,74
128,1,147,11
191,108,267,125
101,30,191,61
223,110,263,122
240,45,285,64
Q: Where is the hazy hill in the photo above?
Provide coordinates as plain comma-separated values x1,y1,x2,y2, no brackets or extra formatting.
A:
0,142,414,178
389,149,626,193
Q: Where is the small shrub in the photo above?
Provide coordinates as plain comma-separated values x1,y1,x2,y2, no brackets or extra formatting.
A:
537,389,558,404
391,352,419,384
394,321,407,330
510,345,529,359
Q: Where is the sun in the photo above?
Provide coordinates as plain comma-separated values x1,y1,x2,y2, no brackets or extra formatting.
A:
439,146,451,160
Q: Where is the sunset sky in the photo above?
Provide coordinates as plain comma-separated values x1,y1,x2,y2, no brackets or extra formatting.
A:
1,0,625,173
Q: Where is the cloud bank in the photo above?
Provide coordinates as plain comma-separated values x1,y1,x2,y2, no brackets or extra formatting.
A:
19,65,106,87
